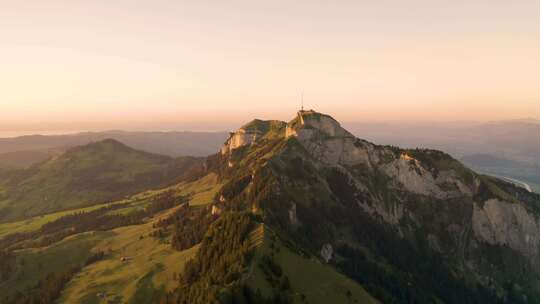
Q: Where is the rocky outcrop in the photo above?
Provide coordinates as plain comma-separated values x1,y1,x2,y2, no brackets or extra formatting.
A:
288,202,299,226
220,129,262,155
221,119,285,155
357,199,405,225
381,154,471,200
286,110,376,166
320,243,333,263
211,205,222,216
472,199,540,257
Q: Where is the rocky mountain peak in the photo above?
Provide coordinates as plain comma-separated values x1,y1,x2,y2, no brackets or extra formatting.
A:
285,110,354,139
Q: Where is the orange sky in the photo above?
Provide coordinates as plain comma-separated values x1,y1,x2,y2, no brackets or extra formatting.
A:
1,1,539,129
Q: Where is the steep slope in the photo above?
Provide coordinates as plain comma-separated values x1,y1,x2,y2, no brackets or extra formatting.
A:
203,110,540,303
0,139,204,222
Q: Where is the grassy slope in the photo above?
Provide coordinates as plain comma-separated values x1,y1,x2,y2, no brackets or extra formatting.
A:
58,208,198,304
172,173,221,206
246,227,378,304
0,173,220,238
0,205,186,303
0,205,198,303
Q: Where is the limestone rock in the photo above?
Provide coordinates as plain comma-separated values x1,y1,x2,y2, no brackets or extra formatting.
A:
320,243,333,263
220,129,262,155
211,205,222,216
288,202,299,226
472,199,540,257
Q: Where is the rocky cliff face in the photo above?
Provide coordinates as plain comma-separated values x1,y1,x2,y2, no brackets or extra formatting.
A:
286,110,376,166
220,129,261,155
221,119,285,155
473,198,540,257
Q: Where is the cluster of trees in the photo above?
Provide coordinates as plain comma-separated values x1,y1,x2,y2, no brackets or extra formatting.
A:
325,203,501,304
84,251,105,266
1,191,190,251
162,212,257,304
0,250,15,282
4,251,105,304
0,202,145,250
217,284,291,304
146,190,189,215
169,206,218,251
258,255,292,300
149,200,218,250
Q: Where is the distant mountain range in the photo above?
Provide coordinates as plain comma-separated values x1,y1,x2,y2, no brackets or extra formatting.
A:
0,130,228,168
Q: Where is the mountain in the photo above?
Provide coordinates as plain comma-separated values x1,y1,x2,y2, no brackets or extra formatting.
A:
1,111,540,304
0,130,228,168
186,110,540,303
0,139,203,222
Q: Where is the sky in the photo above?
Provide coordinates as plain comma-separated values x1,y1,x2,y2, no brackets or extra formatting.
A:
1,1,540,132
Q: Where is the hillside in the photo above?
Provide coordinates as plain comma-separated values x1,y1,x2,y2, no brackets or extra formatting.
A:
1,111,539,304
0,139,204,222
0,130,228,168
0,148,63,169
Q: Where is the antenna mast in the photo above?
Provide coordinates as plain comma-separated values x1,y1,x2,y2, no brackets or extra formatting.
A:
301,92,304,111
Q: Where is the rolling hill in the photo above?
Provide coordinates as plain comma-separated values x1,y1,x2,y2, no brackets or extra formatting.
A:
0,130,229,169
0,139,204,222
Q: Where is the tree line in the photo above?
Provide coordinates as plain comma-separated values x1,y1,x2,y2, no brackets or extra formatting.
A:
0,191,190,251
4,251,105,304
